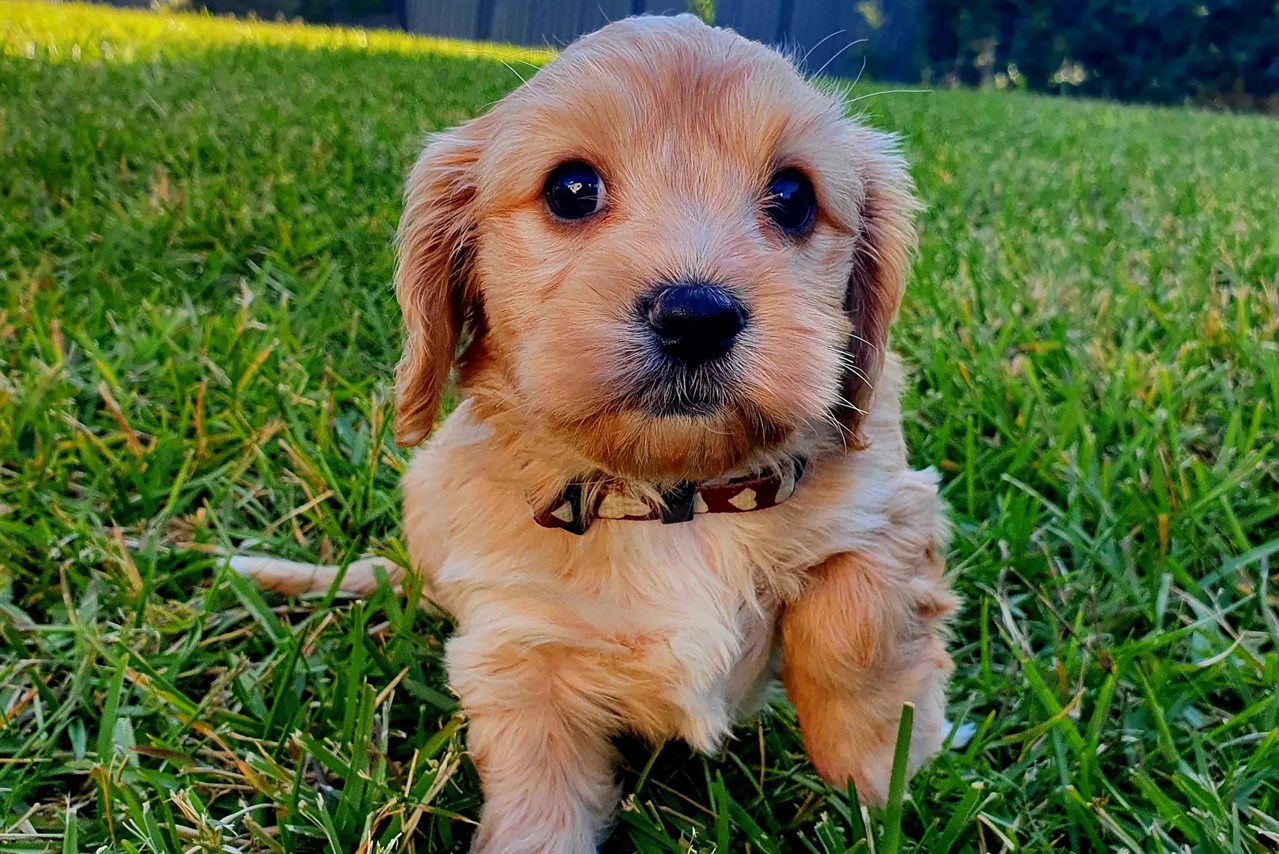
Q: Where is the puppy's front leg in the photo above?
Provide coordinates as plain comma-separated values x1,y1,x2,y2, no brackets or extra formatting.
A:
449,634,619,854
780,497,956,805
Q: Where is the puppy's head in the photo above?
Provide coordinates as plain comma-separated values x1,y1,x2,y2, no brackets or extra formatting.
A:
394,14,916,481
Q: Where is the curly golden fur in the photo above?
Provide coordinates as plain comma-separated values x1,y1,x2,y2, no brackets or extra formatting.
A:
234,14,956,853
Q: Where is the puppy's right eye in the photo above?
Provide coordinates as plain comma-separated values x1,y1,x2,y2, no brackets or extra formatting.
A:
544,162,606,220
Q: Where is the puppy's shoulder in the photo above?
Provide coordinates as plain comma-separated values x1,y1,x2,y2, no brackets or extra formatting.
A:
403,399,492,483
401,400,510,572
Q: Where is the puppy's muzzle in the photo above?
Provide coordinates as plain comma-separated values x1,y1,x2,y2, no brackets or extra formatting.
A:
645,282,746,367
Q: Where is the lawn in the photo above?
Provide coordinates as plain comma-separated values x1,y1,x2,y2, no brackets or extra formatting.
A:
1,2,1277,851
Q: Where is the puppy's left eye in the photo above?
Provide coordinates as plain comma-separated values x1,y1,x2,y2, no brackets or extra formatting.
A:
763,168,817,236
544,162,606,220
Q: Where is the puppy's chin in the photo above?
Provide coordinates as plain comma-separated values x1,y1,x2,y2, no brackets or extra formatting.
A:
560,406,792,483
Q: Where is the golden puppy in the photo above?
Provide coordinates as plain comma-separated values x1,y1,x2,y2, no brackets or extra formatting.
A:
235,13,955,853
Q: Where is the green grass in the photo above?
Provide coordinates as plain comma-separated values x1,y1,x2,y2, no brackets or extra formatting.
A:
2,2,1277,851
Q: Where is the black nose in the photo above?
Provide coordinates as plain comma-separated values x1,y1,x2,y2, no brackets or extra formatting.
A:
646,283,746,367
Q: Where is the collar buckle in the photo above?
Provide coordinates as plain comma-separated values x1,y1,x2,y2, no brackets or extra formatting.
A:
659,482,696,525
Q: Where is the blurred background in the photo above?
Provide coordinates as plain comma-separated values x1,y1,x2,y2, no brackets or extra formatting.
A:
101,0,1279,111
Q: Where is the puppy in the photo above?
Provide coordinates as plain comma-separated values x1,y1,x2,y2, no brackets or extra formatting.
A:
235,14,956,854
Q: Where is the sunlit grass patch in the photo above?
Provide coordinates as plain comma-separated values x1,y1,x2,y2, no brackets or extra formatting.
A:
1,0,553,65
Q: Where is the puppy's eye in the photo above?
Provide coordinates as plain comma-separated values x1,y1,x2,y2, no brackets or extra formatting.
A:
763,168,816,236
544,162,606,220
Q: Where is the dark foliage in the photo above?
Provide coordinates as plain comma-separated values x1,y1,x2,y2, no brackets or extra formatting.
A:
198,0,402,28
134,0,1279,109
926,0,1279,110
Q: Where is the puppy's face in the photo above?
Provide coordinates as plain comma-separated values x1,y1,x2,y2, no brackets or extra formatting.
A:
394,15,915,481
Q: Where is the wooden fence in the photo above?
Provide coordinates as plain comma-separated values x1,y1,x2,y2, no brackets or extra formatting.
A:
404,0,921,80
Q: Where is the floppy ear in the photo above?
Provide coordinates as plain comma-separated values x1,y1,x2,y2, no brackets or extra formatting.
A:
393,117,492,447
837,137,919,443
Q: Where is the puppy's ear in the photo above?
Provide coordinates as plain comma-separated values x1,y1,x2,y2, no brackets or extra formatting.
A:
393,116,493,447
837,136,918,442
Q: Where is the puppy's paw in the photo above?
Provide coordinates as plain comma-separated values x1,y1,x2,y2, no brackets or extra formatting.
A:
809,744,893,808
794,639,952,809
805,701,945,808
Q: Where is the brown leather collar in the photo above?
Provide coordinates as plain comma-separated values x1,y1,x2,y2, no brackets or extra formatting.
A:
534,457,807,535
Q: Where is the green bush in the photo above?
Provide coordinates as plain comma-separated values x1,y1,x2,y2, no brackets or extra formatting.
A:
926,0,1279,110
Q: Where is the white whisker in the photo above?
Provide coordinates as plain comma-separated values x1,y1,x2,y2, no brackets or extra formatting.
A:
499,61,528,86
813,38,868,80
849,55,869,92
848,87,932,104
801,29,847,72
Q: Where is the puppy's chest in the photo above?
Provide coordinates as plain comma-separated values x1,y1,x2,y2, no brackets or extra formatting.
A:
563,527,789,744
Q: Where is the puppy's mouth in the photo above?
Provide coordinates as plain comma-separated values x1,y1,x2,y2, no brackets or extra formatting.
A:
627,361,734,418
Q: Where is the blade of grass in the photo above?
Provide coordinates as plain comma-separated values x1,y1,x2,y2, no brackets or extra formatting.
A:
878,702,914,854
